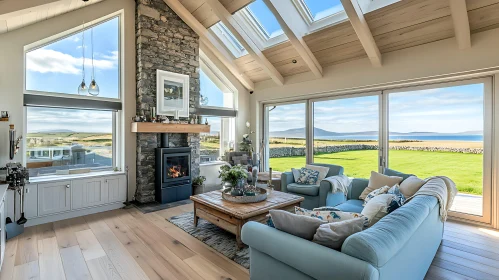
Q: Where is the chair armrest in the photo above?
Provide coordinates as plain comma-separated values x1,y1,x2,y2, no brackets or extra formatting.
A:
242,222,378,280
280,172,294,193
348,178,369,200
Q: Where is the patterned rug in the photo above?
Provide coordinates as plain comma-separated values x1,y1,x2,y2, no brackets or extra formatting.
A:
167,212,250,268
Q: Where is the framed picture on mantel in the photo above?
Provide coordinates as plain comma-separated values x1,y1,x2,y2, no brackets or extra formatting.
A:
156,69,190,117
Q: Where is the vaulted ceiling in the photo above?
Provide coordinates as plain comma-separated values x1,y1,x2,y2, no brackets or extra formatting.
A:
169,0,499,90
0,0,104,34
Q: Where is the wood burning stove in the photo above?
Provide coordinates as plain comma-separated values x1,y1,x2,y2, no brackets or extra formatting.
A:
155,134,192,204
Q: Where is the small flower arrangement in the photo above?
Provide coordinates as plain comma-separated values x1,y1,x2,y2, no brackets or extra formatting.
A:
219,165,248,188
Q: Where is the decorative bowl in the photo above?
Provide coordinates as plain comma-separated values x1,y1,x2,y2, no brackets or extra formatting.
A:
222,187,267,203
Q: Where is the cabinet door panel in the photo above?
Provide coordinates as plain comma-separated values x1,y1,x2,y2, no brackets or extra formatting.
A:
108,176,126,203
25,184,38,219
38,181,71,216
72,179,108,210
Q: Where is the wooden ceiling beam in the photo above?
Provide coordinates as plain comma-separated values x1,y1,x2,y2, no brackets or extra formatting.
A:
162,0,255,90
449,0,471,49
340,0,382,67
205,0,285,86
263,0,322,78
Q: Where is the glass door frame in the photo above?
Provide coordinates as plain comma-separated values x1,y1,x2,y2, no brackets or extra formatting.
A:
309,91,384,174
382,77,493,224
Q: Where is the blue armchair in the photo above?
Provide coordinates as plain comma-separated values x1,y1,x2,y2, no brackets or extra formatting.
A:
281,163,344,209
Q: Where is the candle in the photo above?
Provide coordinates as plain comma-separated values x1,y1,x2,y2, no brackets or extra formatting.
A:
151,107,156,119
174,110,179,120
269,167,272,180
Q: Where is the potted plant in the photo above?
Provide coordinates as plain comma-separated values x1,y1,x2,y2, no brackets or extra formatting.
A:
192,176,206,195
219,165,248,196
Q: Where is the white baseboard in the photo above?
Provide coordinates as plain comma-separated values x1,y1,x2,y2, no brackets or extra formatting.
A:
25,202,126,227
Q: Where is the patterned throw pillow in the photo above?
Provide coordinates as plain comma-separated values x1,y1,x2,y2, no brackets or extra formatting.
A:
313,206,341,211
362,185,391,206
296,168,320,185
387,185,406,213
295,207,368,228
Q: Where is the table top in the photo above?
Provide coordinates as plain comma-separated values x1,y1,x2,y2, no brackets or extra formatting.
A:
191,190,304,219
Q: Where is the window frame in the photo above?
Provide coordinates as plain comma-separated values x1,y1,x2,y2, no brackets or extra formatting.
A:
235,7,288,49
291,0,348,32
210,22,248,59
22,11,124,178
23,12,122,102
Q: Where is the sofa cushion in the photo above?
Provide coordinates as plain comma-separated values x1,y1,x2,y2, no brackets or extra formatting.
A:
342,195,439,267
287,183,320,196
359,171,403,200
333,200,364,213
296,168,320,185
305,164,330,182
295,207,367,226
383,168,413,181
270,210,327,240
399,176,425,198
313,218,366,250
361,194,395,227
291,168,301,182
363,185,391,206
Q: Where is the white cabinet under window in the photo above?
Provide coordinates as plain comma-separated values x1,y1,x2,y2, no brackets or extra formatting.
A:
72,178,109,210
38,181,71,216
107,176,126,203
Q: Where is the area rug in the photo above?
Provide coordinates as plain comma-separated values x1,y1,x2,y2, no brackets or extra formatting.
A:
133,199,192,214
167,212,250,269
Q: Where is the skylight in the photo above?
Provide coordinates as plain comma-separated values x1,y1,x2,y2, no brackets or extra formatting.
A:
247,0,284,39
303,0,344,21
210,22,247,58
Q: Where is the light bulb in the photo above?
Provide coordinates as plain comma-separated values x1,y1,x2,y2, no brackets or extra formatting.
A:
88,79,100,96
78,80,87,95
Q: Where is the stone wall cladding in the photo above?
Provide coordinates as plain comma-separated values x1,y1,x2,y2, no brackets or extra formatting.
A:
269,145,483,158
135,0,200,203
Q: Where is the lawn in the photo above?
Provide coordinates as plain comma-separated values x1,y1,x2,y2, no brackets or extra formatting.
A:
270,150,483,195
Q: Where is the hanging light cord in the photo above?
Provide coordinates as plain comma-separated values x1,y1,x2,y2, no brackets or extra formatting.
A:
91,27,95,81
81,19,85,81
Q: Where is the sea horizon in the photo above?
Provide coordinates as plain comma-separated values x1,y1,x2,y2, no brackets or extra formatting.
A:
271,134,484,142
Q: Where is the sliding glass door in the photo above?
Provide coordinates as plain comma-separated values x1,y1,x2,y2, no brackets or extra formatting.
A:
264,102,307,172
385,78,492,223
312,94,381,178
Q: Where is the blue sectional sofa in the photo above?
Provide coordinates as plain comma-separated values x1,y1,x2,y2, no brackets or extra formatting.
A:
281,163,344,209
242,169,443,280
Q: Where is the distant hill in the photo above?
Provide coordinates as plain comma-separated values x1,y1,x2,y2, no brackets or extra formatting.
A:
33,129,75,133
269,127,484,138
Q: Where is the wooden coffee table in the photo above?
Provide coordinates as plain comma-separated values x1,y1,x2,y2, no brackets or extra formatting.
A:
190,190,304,248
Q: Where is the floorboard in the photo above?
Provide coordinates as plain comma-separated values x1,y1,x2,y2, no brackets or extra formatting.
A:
1,205,498,280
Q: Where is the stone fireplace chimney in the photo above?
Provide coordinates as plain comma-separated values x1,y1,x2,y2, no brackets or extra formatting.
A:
135,0,201,203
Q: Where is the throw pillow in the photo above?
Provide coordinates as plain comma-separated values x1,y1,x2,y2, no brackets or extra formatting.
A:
387,184,406,212
291,168,301,182
305,164,330,182
359,171,403,200
362,185,391,206
361,194,397,227
399,176,425,198
296,168,320,185
313,218,365,250
313,206,341,211
295,207,368,227
269,209,327,240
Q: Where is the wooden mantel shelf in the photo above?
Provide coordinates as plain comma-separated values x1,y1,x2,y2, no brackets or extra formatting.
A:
131,122,210,133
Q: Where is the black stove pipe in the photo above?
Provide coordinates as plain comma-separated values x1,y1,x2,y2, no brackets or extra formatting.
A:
160,133,169,148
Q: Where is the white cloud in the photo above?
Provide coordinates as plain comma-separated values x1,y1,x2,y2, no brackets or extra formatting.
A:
26,49,117,75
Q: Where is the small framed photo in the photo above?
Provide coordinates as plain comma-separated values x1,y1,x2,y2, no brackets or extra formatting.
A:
156,70,190,118
1,111,7,118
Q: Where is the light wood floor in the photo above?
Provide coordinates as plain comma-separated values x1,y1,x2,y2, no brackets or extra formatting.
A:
0,204,498,280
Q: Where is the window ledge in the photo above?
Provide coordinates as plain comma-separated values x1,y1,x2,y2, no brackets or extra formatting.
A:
200,161,229,167
29,171,125,184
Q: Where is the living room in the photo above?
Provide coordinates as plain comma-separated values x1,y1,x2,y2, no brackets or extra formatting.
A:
0,0,499,279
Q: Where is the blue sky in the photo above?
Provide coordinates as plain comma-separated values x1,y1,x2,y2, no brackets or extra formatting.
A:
269,84,485,134
26,17,119,99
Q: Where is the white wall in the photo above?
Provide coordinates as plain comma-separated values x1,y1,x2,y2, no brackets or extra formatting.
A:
250,28,499,151
0,0,137,198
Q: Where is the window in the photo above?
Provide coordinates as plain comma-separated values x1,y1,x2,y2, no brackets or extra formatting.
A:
200,117,235,162
23,14,122,178
198,54,237,162
26,107,115,177
25,17,119,99
210,22,247,58
247,0,284,39
302,0,344,21
265,102,307,172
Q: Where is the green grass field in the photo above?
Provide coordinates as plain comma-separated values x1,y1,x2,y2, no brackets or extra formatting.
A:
270,150,483,195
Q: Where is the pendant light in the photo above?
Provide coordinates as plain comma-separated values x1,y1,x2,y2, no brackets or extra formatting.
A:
88,27,100,96
77,0,89,95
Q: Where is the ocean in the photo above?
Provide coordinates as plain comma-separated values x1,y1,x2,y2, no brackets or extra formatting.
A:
314,135,483,142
